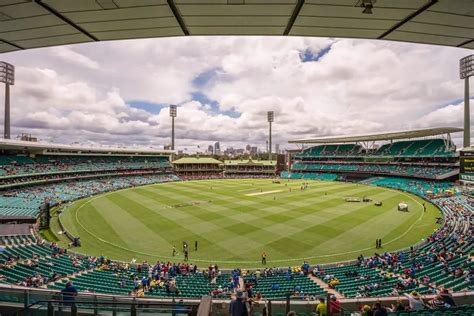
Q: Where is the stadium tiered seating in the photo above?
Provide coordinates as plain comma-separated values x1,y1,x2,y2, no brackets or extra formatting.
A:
290,163,455,179
0,240,90,286
0,196,42,217
294,144,363,158
0,174,180,218
0,190,471,301
10,255,82,280
0,155,171,178
315,194,472,298
374,139,455,157
0,234,36,247
244,273,326,299
49,269,135,295
315,264,399,298
294,139,455,159
280,171,337,181
366,177,453,197
50,270,230,298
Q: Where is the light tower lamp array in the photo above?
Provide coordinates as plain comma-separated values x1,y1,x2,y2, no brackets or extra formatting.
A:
267,111,274,161
0,61,14,140
460,54,473,148
169,104,177,151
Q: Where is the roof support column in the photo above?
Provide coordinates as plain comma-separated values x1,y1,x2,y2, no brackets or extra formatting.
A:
446,133,452,151
464,77,470,148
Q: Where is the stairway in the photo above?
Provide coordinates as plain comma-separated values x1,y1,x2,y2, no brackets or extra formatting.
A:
308,274,344,299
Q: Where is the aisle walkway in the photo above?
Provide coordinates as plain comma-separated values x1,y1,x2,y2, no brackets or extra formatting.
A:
308,274,344,299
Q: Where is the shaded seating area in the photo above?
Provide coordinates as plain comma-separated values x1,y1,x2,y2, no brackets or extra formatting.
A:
0,155,171,177
294,139,455,159
280,171,338,181
290,163,456,179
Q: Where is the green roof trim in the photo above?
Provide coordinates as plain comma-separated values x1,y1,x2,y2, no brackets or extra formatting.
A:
224,159,276,166
173,157,222,165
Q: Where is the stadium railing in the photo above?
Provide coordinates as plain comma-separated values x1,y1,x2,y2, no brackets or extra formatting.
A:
0,284,200,316
1,277,473,315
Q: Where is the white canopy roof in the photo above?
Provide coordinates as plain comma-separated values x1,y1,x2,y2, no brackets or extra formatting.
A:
0,138,173,155
288,127,463,143
0,0,473,53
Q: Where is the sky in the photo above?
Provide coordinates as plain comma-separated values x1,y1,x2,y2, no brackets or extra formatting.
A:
0,36,472,152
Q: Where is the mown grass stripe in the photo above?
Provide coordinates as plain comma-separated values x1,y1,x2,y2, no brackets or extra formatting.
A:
56,179,440,267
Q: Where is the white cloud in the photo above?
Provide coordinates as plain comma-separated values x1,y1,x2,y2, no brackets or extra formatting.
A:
414,100,472,128
0,36,471,151
52,46,99,70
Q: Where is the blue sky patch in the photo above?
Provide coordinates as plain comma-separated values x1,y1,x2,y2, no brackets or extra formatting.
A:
193,68,220,88
435,98,463,109
128,100,166,114
192,92,240,118
300,44,332,63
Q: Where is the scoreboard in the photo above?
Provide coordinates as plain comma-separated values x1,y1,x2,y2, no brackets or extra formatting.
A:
460,150,474,183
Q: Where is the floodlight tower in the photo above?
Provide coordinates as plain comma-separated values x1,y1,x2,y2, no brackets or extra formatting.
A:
267,111,274,161
169,104,177,150
460,54,473,148
0,62,14,139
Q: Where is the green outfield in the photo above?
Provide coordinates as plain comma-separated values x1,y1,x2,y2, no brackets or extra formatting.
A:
56,179,440,267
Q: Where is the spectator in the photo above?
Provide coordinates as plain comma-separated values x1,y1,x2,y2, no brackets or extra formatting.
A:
329,295,341,316
229,291,248,316
390,299,405,312
440,288,456,307
360,305,372,316
61,281,78,304
429,294,446,309
403,291,424,311
316,297,327,316
373,302,387,316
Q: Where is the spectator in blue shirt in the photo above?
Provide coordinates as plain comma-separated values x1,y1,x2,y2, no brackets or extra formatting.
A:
61,281,78,304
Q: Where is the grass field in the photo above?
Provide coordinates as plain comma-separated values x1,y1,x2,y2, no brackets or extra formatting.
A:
55,179,440,267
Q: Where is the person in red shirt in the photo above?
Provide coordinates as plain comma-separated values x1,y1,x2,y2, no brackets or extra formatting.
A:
329,295,342,315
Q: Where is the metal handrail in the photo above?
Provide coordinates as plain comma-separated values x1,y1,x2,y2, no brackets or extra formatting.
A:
15,298,197,316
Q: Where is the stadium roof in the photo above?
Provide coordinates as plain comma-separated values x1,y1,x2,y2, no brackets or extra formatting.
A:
288,127,463,144
0,0,473,54
0,139,173,155
173,157,222,164
224,159,276,166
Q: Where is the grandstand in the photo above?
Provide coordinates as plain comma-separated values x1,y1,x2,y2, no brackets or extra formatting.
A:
0,138,472,315
1,174,471,309
223,159,278,178
0,140,174,221
172,157,223,179
287,128,460,181
1,0,473,312
315,194,472,299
